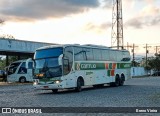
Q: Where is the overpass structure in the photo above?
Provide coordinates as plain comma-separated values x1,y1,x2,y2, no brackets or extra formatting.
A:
0,38,56,66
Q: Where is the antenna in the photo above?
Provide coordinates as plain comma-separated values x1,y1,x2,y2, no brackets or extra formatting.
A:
111,0,124,49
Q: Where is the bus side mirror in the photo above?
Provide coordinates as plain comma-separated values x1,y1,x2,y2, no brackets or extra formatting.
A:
58,54,63,65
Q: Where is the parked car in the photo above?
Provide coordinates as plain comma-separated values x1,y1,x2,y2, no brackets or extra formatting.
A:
0,70,5,78
152,71,160,76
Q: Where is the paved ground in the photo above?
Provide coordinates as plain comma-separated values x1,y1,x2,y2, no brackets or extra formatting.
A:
0,76,160,115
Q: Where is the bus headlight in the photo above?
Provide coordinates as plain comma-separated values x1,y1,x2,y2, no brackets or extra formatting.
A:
33,81,38,85
33,79,39,85
55,80,60,84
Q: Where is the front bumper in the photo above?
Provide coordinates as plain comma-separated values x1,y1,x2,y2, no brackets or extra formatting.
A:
33,79,64,90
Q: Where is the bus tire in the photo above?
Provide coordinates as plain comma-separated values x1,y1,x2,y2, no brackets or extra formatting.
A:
119,74,125,86
52,89,58,93
19,76,26,83
75,78,83,92
110,75,120,87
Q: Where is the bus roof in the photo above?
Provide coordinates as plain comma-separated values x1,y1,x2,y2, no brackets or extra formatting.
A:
36,44,128,52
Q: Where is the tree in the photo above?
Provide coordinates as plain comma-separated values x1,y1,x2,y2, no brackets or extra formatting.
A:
131,60,140,67
0,19,15,39
0,56,19,70
147,54,160,71
0,59,6,70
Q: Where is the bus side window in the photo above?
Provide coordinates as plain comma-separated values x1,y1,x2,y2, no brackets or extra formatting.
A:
101,49,109,61
85,48,93,61
93,49,102,61
109,50,117,61
63,47,73,75
18,62,27,74
74,47,85,61
28,62,33,69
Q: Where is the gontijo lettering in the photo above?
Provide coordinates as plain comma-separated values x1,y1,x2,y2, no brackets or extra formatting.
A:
81,64,96,69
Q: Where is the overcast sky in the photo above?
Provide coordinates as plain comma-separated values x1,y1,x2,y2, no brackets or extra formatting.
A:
0,0,160,55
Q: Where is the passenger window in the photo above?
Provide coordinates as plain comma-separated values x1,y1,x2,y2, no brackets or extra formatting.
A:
74,47,85,61
18,62,27,74
93,49,102,60
101,49,109,61
28,62,33,69
110,50,117,61
85,48,93,60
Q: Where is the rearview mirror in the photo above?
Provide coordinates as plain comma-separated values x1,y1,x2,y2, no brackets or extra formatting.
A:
58,54,63,65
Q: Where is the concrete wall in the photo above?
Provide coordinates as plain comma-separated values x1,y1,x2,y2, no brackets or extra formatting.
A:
0,38,55,53
131,67,148,76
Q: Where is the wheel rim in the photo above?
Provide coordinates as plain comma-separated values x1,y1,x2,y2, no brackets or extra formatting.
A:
20,78,25,83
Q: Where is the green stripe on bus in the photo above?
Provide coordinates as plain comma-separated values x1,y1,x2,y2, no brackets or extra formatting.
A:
75,63,131,70
75,63,105,70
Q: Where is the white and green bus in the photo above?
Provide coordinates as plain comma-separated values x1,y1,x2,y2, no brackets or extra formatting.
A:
33,44,131,93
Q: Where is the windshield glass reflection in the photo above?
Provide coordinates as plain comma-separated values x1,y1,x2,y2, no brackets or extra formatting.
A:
34,58,62,78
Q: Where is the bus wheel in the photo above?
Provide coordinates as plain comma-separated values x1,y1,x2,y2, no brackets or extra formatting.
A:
75,78,82,92
19,77,26,83
52,89,58,93
119,75,125,86
110,76,120,87
119,79,124,86
114,77,120,87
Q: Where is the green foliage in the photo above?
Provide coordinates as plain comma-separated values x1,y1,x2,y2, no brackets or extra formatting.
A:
0,55,31,70
0,59,6,70
131,61,140,67
147,54,160,71
0,56,19,70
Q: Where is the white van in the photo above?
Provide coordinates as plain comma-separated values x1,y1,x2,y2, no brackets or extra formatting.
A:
7,59,33,83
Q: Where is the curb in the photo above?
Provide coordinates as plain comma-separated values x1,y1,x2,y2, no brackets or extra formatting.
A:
0,82,32,86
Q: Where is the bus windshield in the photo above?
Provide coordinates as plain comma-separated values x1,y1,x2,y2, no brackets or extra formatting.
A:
8,62,21,75
34,47,63,78
34,47,63,59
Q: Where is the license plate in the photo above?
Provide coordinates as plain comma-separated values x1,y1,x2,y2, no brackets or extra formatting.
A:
44,86,49,88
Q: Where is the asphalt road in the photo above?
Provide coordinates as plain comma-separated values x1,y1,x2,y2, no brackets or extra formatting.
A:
0,77,160,115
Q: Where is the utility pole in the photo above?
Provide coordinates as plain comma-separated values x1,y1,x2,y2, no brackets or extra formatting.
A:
132,43,135,67
127,42,129,50
144,44,151,67
155,46,160,55
111,0,123,49
123,43,138,66
131,43,138,67
146,44,148,67
156,46,157,54
123,42,132,50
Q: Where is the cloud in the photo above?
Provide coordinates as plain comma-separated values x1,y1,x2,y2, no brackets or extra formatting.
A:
0,0,100,21
144,0,154,4
125,4,160,29
85,22,111,32
102,0,112,9
125,17,144,29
